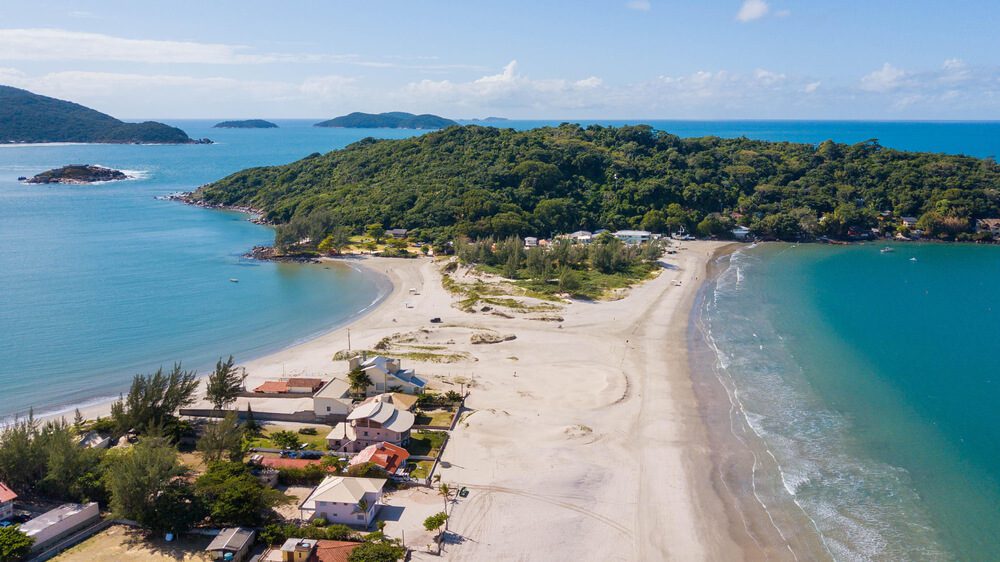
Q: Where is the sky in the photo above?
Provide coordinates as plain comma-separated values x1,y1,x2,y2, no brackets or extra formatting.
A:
0,0,997,120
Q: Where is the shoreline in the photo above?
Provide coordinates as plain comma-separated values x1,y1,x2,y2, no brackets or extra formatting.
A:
37,255,403,425
34,240,789,561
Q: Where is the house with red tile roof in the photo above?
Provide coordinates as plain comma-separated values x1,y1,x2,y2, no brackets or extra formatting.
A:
285,378,325,393
254,381,289,394
0,481,16,521
349,442,410,476
261,538,360,562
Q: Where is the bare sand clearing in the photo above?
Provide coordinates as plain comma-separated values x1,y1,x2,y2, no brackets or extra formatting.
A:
62,242,790,560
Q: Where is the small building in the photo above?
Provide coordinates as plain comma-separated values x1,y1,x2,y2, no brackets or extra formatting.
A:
206,527,256,562
976,218,1000,237
349,441,410,476
524,236,539,247
386,228,408,239
0,481,16,521
900,216,918,229
567,230,593,244
20,503,99,551
286,378,325,394
77,431,111,450
313,378,353,418
350,355,426,395
299,476,386,527
254,381,289,394
731,226,752,241
613,230,652,245
326,394,414,453
263,538,360,562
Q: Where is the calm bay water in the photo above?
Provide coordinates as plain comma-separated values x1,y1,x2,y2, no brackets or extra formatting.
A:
0,121,422,420
702,244,1000,560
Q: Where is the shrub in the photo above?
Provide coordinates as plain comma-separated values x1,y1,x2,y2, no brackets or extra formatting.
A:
298,427,318,436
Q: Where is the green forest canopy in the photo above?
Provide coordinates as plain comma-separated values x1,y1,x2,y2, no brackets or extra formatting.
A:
193,124,1000,242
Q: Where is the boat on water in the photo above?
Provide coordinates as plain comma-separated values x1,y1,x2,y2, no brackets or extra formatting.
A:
229,278,239,283
881,247,895,253
909,257,918,262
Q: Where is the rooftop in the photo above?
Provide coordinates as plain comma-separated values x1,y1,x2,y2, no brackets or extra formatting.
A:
286,377,325,389
300,476,385,508
315,540,362,562
315,378,351,399
0,481,16,503
347,394,415,433
254,381,289,393
350,441,410,474
20,503,96,537
206,527,255,552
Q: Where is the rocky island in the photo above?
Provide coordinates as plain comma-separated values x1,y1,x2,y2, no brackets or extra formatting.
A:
0,85,211,144
213,119,279,129
24,165,131,184
314,111,457,129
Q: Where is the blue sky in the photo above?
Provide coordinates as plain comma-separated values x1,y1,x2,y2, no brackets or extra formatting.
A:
0,0,997,119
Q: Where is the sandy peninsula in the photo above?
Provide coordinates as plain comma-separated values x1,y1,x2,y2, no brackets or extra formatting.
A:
63,241,797,560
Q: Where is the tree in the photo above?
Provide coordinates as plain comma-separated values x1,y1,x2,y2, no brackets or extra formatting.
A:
197,412,245,463
423,511,449,554
639,209,668,233
557,267,580,294
37,420,106,503
347,540,406,562
348,368,372,397
195,462,286,527
438,483,452,513
365,223,385,244
0,526,33,562
244,405,261,436
205,356,245,410
347,462,385,478
111,363,199,435
0,415,45,492
103,436,188,527
145,480,205,535
270,430,301,450
318,226,353,255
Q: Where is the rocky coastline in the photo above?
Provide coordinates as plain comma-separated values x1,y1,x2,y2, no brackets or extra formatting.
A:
23,164,131,184
164,192,272,225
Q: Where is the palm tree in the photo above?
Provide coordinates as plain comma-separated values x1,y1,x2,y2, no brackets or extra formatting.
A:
357,498,370,525
438,483,451,516
348,367,372,398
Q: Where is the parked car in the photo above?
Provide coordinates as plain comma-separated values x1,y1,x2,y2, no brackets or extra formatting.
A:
430,317,442,323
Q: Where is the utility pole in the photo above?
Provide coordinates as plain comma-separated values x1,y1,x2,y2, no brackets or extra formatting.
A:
347,328,351,351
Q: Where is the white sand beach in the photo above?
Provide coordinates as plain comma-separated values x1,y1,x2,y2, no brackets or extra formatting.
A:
63,241,790,560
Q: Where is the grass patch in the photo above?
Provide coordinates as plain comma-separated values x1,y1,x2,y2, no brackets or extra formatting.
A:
406,430,447,457
408,459,435,480
414,409,455,427
247,425,330,450
396,350,471,363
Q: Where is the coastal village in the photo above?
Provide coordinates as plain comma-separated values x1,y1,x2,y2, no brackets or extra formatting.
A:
0,227,746,561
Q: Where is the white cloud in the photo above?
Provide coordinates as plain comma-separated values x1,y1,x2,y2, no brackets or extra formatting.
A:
626,0,651,11
860,62,907,92
754,69,786,85
0,28,486,71
804,81,821,93
940,58,970,83
737,0,770,22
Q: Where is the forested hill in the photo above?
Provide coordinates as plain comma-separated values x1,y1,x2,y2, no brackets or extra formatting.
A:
314,111,458,129
193,124,1000,243
0,85,201,144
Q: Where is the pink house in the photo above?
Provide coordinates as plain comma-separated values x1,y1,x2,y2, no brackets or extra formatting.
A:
326,394,414,453
0,481,16,521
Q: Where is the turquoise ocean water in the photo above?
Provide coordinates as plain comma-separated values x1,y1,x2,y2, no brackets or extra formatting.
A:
3,119,1000,559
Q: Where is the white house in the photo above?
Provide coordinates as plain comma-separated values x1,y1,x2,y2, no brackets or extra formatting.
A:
77,431,111,450
299,476,386,527
350,355,426,395
0,482,16,521
313,378,353,418
524,236,539,247
900,216,919,229
20,503,99,551
567,230,593,244
326,394,414,452
613,230,652,245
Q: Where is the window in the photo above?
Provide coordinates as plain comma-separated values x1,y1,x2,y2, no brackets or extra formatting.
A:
326,406,331,412
363,431,368,436
357,515,364,520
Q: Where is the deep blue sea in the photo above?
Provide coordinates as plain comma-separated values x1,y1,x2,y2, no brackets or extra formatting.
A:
2,119,999,559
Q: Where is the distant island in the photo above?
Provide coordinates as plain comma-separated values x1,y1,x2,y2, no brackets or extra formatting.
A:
314,111,458,129
0,85,211,144
466,116,510,123
23,164,130,184
213,119,278,129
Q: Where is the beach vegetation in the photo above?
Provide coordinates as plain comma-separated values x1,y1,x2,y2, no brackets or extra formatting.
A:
204,355,246,410
0,525,33,562
347,536,407,562
194,461,287,527
109,363,199,438
103,435,191,530
260,522,358,545
197,412,246,463
348,367,373,397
